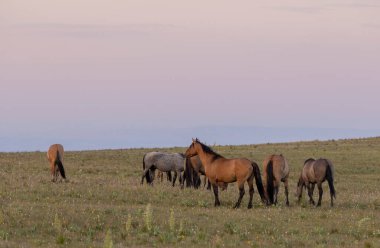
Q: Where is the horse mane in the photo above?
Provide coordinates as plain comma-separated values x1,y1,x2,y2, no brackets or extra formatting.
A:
197,141,223,161
304,158,315,164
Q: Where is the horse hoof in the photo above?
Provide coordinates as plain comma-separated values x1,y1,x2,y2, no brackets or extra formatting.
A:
247,204,253,209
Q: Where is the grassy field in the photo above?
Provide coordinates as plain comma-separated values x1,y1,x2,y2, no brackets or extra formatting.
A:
0,137,380,247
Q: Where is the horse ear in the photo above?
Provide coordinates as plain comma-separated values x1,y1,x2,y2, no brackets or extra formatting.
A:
192,138,195,142
195,138,199,142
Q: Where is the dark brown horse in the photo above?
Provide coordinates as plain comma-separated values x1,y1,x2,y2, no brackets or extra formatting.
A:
262,154,290,206
296,158,336,207
47,144,66,182
183,155,211,190
185,138,265,208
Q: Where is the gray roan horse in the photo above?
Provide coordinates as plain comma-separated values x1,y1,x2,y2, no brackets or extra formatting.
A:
141,152,185,187
296,158,336,207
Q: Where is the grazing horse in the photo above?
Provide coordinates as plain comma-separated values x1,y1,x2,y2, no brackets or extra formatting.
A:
183,156,211,190
141,152,184,187
185,138,265,208
262,154,290,206
296,158,336,207
47,144,66,182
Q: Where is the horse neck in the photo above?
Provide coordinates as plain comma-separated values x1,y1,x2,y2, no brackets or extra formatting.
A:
195,146,215,170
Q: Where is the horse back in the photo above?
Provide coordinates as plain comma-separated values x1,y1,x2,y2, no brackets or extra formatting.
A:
211,158,251,183
47,144,64,163
313,159,331,182
263,155,289,182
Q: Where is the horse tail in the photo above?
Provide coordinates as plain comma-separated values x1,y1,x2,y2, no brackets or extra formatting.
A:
326,160,336,199
266,160,274,204
55,150,66,179
143,154,147,170
252,162,265,202
142,154,152,184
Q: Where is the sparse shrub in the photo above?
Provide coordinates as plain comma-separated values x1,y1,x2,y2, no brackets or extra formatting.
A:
364,241,373,248
144,203,153,232
56,235,65,245
0,230,9,241
169,208,175,232
103,229,113,248
178,220,184,235
224,221,238,234
53,213,62,234
125,213,132,234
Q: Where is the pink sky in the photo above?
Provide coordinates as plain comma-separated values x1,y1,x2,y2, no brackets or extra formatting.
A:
1,0,380,150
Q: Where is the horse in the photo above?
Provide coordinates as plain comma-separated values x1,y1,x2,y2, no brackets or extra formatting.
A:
141,151,185,187
183,156,211,190
296,158,336,207
185,138,265,208
47,144,66,182
262,154,290,206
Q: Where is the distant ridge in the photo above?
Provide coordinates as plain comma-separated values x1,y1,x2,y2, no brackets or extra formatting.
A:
1,126,379,152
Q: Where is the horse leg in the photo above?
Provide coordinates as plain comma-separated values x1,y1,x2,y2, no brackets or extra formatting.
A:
50,161,56,182
172,171,177,187
207,179,211,190
54,165,59,182
178,171,184,188
234,182,245,209
212,184,221,207
317,182,323,207
307,183,315,205
297,184,304,204
284,179,289,206
247,177,254,209
273,184,279,205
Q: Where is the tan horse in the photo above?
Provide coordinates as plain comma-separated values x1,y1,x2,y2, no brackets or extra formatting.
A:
262,154,290,206
296,158,336,207
185,138,265,208
47,144,66,182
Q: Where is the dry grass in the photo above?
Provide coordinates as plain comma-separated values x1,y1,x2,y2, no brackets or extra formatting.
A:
0,138,380,247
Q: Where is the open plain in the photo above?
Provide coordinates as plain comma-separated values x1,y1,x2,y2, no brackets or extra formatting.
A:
0,137,379,247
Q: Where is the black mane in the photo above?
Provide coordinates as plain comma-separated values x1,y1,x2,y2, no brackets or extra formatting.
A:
197,141,223,161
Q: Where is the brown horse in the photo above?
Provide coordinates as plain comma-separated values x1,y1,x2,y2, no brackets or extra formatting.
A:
185,138,265,208
262,154,290,206
47,144,66,182
296,158,336,207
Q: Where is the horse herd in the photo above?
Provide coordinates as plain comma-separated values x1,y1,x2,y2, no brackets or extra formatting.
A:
47,139,336,209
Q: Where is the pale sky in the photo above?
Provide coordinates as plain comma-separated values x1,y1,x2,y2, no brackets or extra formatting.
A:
1,0,379,150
